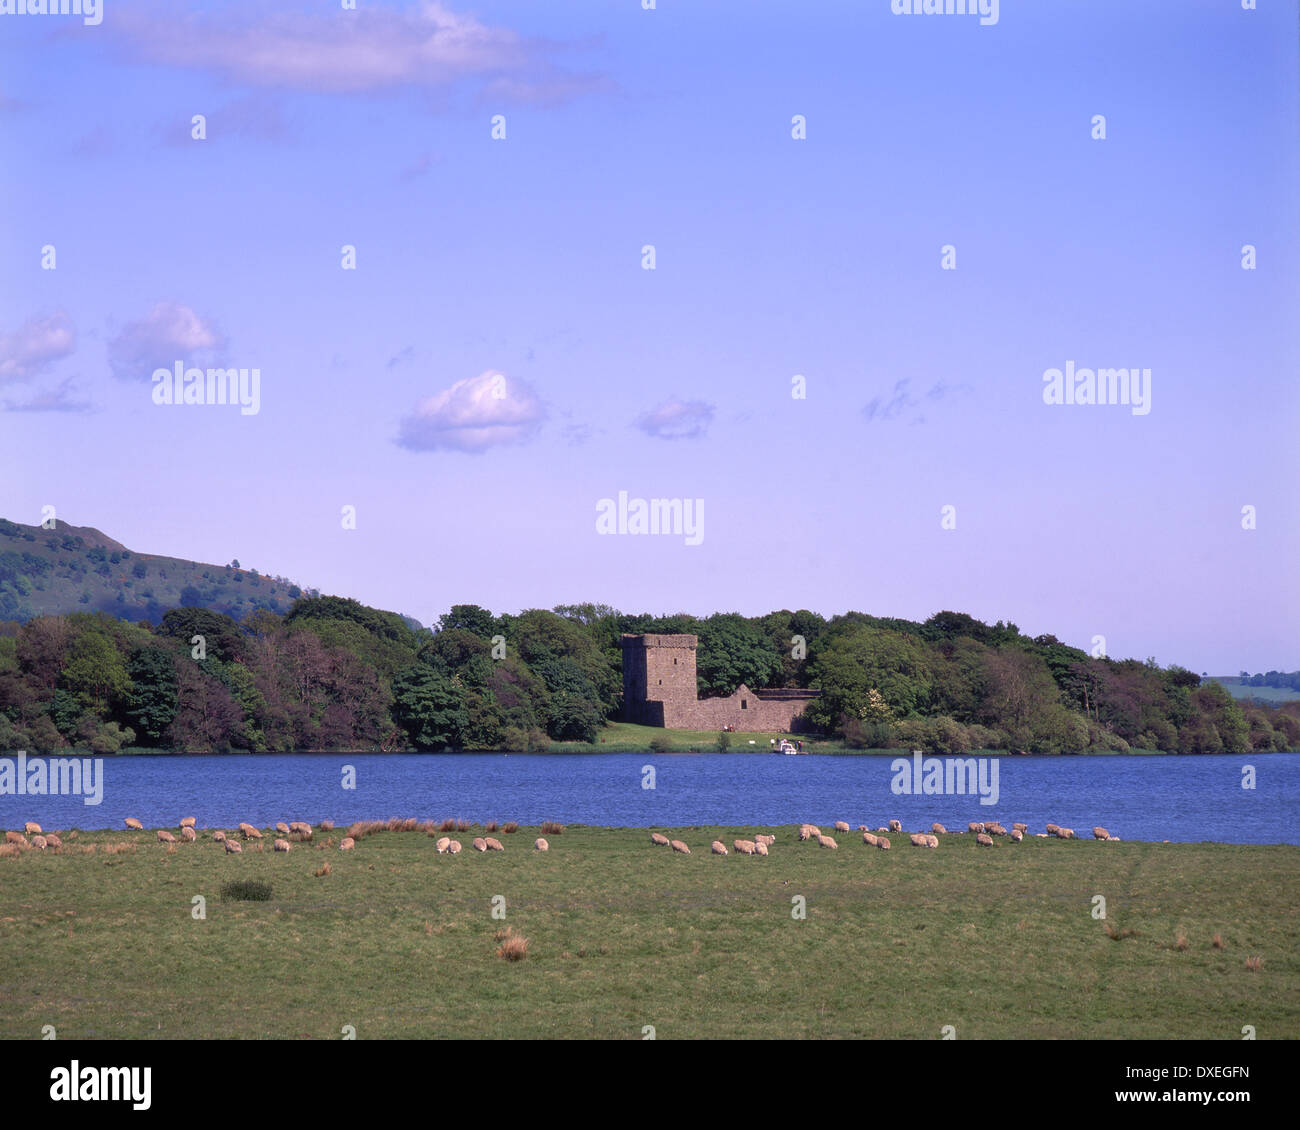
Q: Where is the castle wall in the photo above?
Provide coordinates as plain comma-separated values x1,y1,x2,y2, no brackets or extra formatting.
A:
622,632,819,733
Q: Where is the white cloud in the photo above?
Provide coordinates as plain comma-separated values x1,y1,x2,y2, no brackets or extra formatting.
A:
106,302,225,381
635,399,715,441
398,370,545,453
2,377,94,414
0,312,76,383
116,1,609,103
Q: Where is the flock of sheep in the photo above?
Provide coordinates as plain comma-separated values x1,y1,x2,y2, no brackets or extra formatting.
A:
3,817,554,857
648,819,1118,857
5,815,1116,859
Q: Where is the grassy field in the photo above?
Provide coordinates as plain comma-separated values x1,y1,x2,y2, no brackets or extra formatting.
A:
1,823,1296,1040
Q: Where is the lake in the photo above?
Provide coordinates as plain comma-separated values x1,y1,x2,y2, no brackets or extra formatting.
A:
2,752,1296,844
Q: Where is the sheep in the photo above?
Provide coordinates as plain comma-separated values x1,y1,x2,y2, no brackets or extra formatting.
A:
485,837,504,851
157,829,177,843
1009,829,1024,842
273,839,291,853
472,837,488,852
862,831,878,847
1012,823,1028,833
711,841,728,856
213,830,226,843
535,838,549,852
924,834,939,849
124,818,144,831
798,826,814,841
733,839,756,855
275,822,291,836
968,821,985,835
339,837,355,851
24,821,41,836
931,823,947,835
976,833,994,847
670,839,691,854
1093,826,1110,841
888,819,902,833
239,822,261,840
180,817,196,829
986,822,1007,836
44,833,62,849
877,836,891,850
754,840,769,856
31,835,47,850
816,835,838,850
224,838,242,854
289,821,311,834
5,831,28,846
909,833,928,848
834,821,850,833
1056,827,1075,839
180,827,197,842
435,836,451,853
857,825,869,832
650,832,670,846
755,833,775,847
447,840,462,854
1045,823,1061,836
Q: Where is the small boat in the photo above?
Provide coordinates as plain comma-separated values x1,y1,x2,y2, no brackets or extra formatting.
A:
777,739,800,755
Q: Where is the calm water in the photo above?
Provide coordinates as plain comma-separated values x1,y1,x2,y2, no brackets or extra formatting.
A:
2,752,1297,844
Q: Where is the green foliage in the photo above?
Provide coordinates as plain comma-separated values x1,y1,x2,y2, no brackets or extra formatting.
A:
391,666,468,751
221,880,272,902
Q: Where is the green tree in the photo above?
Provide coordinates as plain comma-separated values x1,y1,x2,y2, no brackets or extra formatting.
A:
391,666,467,751
125,646,179,743
60,630,131,712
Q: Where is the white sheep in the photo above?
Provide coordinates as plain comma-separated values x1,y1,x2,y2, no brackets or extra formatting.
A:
535,838,549,852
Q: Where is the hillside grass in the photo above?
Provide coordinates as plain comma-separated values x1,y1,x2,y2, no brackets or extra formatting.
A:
1,824,1295,1040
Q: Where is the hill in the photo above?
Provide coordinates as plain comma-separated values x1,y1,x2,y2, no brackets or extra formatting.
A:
0,517,311,625
1208,676,1300,704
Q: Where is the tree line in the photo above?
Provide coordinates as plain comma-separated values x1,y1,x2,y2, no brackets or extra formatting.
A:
0,598,1295,754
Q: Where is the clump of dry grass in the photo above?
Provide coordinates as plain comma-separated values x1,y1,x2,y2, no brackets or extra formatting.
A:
1212,933,1224,950
495,926,529,962
455,819,471,833
1103,921,1137,941
0,843,22,859
540,821,565,835
401,817,418,832
1245,956,1262,973
424,921,433,936
502,822,519,834
1174,931,1188,952
485,820,499,833
419,820,435,834
437,818,455,832
101,841,137,855
320,819,334,831
314,861,331,877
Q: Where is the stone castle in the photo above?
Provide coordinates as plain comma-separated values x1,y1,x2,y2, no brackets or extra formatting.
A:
621,633,820,732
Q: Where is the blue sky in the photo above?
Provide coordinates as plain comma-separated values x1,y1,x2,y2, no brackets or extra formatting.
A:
1,0,1297,674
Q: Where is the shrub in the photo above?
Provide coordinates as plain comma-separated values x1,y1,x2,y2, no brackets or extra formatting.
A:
502,822,519,834
540,821,565,835
495,927,529,962
221,880,272,902
648,736,672,753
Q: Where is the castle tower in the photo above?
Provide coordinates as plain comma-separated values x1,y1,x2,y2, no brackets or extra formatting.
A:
621,634,698,726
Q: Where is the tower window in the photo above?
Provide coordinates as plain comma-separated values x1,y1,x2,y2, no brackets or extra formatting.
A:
741,699,748,709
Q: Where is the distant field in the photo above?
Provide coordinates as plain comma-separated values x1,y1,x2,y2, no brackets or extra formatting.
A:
1,824,1295,1040
1209,678,1300,704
